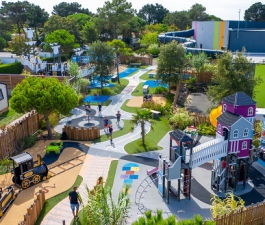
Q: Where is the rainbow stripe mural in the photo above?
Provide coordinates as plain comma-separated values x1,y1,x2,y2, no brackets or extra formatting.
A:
120,162,139,194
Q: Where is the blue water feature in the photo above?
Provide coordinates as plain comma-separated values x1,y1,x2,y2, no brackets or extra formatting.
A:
117,67,138,78
83,95,110,103
88,81,115,88
143,80,168,88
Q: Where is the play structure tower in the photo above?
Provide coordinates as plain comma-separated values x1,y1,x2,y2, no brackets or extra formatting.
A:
211,92,256,192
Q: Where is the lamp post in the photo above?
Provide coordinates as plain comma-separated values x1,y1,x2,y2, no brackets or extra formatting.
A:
237,9,241,39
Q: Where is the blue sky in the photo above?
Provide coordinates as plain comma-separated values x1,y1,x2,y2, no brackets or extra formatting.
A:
2,0,257,20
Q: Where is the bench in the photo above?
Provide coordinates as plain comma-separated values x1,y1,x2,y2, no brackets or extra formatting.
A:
150,110,161,119
130,63,141,68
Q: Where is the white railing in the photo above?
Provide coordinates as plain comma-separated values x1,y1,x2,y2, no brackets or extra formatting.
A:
193,136,224,154
190,140,228,169
212,158,222,173
218,167,226,185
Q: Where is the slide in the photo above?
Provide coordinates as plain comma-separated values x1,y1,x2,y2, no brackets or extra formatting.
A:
158,29,224,58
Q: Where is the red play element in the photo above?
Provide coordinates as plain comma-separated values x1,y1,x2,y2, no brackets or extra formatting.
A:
126,171,135,175
222,160,227,169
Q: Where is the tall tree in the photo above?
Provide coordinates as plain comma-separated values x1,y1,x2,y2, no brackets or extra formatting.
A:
87,41,115,93
7,35,28,55
52,2,92,17
157,41,187,107
207,51,261,104
188,3,208,21
82,21,99,44
108,39,133,83
97,0,135,39
164,11,190,30
10,77,78,139
138,3,169,24
130,109,154,146
244,2,265,21
44,29,76,55
0,1,31,34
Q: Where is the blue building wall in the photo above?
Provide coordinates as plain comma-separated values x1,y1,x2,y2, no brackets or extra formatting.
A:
229,21,265,29
228,30,265,53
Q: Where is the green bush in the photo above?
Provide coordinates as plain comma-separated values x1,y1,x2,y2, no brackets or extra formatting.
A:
253,139,260,148
142,100,167,116
184,76,197,92
41,55,68,63
148,43,160,55
101,88,112,95
197,122,216,136
22,133,38,149
153,86,168,94
169,108,194,130
0,62,23,74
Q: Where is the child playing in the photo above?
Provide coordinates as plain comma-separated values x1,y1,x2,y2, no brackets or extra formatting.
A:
98,102,102,117
103,116,109,132
109,125,113,144
116,111,121,125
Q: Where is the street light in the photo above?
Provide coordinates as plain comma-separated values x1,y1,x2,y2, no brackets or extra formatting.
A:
237,9,241,39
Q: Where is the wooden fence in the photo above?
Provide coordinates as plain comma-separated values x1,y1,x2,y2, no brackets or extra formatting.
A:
63,125,100,141
0,74,67,91
190,112,211,126
205,201,265,225
18,189,45,225
119,56,153,65
183,71,213,84
0,111,42,159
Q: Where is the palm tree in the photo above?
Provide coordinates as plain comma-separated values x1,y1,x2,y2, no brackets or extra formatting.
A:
130,109,154,145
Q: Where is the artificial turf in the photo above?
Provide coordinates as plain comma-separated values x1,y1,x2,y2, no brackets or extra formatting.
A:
254,64,265,108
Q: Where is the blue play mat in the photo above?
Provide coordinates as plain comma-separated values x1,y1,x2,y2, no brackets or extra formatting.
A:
83,95,110,103
143,80,168,88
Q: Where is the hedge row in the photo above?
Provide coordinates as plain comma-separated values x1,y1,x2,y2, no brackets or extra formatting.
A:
41,55,68,63
0,62,23,74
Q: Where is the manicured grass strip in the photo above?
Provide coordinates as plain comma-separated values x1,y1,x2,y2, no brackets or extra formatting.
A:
254,64,265,108
139,71,155,80
35,175,83,225
93,120,131,143
0,107,23,127
124,117,170,154
105,160,118,189
131,82,144,96
120,100,141,114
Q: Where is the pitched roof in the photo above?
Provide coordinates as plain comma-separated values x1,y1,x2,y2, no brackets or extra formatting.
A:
169,129,193,142
222,92,256,106
217,111,240,126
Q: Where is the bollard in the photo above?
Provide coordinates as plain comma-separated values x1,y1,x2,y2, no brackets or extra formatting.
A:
62,220,66,225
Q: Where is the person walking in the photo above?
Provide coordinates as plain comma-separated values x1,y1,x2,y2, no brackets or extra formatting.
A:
103,116,109,132
109,125,113,144
68,186,81,219
98,102,102,117
116,111,121,125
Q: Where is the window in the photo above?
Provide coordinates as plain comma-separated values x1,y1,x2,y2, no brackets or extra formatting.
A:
0,89,4,101
223,104,227,112
248,107,253,116
233,129,239,138
243,128,249,137
242,141,247,150
218,124,221,133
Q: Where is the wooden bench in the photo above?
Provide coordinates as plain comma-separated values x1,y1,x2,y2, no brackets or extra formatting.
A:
130,63,141,68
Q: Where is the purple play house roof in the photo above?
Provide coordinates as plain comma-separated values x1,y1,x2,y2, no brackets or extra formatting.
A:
222,92,256,106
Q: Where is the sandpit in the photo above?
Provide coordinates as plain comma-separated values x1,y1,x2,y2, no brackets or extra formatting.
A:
127,96,167,107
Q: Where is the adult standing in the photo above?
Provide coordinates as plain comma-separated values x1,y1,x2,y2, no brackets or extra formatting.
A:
98,102,102,117
116,111,121,125
68,186,81,219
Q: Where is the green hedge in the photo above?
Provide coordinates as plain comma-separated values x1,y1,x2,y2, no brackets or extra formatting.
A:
41,55,68,63
0,62,23,74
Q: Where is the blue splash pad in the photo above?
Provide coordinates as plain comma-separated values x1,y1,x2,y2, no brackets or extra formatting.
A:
83,95,110,103
143,80,168,88
88,81,115,88
119,68,138,78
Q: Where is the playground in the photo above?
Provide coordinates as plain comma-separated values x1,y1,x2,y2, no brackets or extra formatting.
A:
1,64,265,225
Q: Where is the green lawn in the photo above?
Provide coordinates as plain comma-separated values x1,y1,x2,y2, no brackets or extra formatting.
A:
131,82,144,96
124,117,171,154
254,64,265,108
120,100,141,114
0,107,23,127
105,160,118,189
92,120,132,143
139,71,155,80
36,175,83,225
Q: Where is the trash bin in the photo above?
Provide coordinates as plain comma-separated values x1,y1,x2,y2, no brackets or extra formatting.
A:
111,75,117,82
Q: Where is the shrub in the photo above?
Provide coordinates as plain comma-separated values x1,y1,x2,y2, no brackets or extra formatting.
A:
153,86,168,94
142,100,167,115
169,108,194,130
197,122,216,136
148,43,160,55
101,88,111,95
79,78,90,95
184,76,197,92
0,62,23,74
22,133,38,149
41,55,68,63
